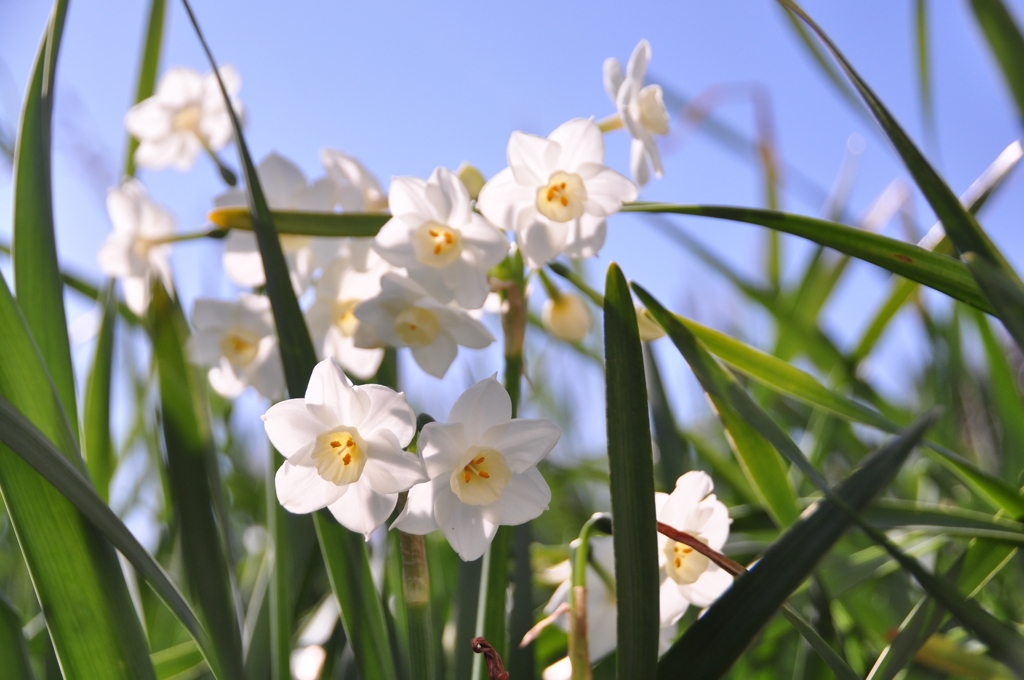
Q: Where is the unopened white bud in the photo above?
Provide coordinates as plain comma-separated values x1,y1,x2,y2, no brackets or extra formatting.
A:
542,294,591,343
456,162,486,201
635,305,665,341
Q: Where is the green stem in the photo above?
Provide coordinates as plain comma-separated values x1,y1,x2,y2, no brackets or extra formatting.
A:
401,532,439,680
200,136,238,186
268,450,290,680
597,113,624,133
569,514,611,680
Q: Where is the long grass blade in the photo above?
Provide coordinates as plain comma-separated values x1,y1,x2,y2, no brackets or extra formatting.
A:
11,0,78,440
969,0,1024,123
0,268,155,678
624,203,993,314
83,281,117,503
778,0,1024,353
149,284,245,680
178,6,398,679
125,0,167,177
0,392,223,679
0,589,34,680
208,208,388,238
604,263,660,680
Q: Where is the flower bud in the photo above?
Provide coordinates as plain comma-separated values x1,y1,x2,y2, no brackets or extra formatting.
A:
542,293,591,343
635,305,665,341
456,162,486,201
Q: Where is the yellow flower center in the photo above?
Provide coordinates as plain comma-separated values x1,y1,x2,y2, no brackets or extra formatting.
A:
219,329,260,366
450,447,512,505
310,428,367,485
172,104,203,132
536,171,587,222
413,221,463,268
393,307,440,347
663,535,711,585
333,299,360,337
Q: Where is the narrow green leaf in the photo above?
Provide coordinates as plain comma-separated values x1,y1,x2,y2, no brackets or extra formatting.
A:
314,514,398,680
149,284,245,680
712,397,801,527
915,0,935,137
0,589,34,680
969,0,1024,124
864,501,1024,542
778,606,859,680
0,269,155,678
125,0,167,177
152,641,206,680
925,442,1024,517
643,344,691,492
208,207,388,238
83,281,117,503
604,263,659,680
624,203,994,314
656,414,934,680
778,0,1024,353
972,310,1024,483
0,392,219,679
179,6,397,680
12,0,78,441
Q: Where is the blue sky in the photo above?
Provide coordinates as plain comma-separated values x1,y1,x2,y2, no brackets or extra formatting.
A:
2,0,1023,463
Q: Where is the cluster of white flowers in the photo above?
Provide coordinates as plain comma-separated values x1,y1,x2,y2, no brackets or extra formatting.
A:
94,40,678,564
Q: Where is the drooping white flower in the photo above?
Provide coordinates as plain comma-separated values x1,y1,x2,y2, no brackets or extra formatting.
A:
353,273,495,379
124,65,243,172
636,305,665,342
320,148,388,212
374,167,509,309
656,471,733,627
97,178,175,315
476,118,637,269
542,535,677,680
217,152,339,291
187,294,284,400
542,293,591,343
392,376,560,560
262,358,425,538
604,40,670,188
305,251,392,380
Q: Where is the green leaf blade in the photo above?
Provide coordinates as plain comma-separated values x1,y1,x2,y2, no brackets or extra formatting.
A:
604,263,660,680
83,282,117,503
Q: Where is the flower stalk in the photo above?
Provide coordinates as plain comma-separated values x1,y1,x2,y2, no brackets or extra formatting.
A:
400,531,439,680
569,513,610,680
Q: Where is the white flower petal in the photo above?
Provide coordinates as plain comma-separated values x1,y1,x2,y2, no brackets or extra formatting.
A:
548,118,604,170
433,166,472,227
603,57,625,102
627,39,651,86
542,657,572,680
480,418,560,473
390,480,439,534
326,480,397,539
476,168,533,232
355,384,416,447
561,215,607,261
498,467,550,525
517,215,568,269
578,163,637,214
389,176,432,218
263,399,326,459
678,567,733,608
410,333,458,379
659,573,691,627
155,67,204,107
258,153,309,208
362,439,426,495
418,422,468,480
275,461,346,513
630,137,651,188
507,131,557,187
122,276,151,316
447,377,511,441
434,485,501,561
304,358,362,426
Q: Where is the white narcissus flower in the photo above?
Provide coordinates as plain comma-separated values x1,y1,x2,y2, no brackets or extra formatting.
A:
217,152,339,291
320,148,388,212
97,178,175,315
125,65,243,171
476,118,637,269
262,358,425,538
636,305,666,342
604,40,670,188
187,295,284,400
656,471,733,627
374,167,509,310
392,376,560,560
353,273,495,379
542,536,677,680
305,251,392,380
